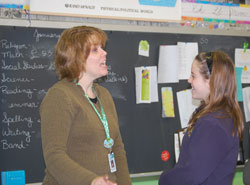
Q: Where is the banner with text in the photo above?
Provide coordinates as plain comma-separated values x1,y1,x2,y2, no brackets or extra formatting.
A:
30,0,181,22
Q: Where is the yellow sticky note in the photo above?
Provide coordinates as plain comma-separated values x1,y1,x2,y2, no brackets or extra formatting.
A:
161,87,175,118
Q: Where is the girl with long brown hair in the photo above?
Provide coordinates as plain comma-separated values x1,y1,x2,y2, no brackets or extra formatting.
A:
159,51,244,185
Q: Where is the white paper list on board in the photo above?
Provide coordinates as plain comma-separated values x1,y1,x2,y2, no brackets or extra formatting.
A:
157,42,198,83
177,42,198,80
243,87,250,122
235,48,250,84
158,45,179,83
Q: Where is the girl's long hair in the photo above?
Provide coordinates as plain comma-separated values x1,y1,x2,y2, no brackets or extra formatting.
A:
187,51,244,139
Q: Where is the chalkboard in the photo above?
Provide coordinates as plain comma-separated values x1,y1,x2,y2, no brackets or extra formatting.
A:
0,26,250,183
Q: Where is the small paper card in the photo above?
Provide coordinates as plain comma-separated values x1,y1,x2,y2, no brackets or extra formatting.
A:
108,152,117,173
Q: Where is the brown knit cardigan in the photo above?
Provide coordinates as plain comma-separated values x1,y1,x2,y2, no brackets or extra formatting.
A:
40,79,131,185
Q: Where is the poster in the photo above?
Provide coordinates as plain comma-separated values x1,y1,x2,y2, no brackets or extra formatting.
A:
30,0,181,21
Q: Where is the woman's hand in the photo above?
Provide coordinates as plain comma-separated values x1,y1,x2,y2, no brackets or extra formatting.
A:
91,175,117,185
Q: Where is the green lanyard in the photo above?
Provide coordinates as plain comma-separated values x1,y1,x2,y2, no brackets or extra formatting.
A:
84,87,114,149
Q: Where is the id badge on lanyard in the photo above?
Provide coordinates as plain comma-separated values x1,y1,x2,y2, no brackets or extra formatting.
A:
108,152,117,173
